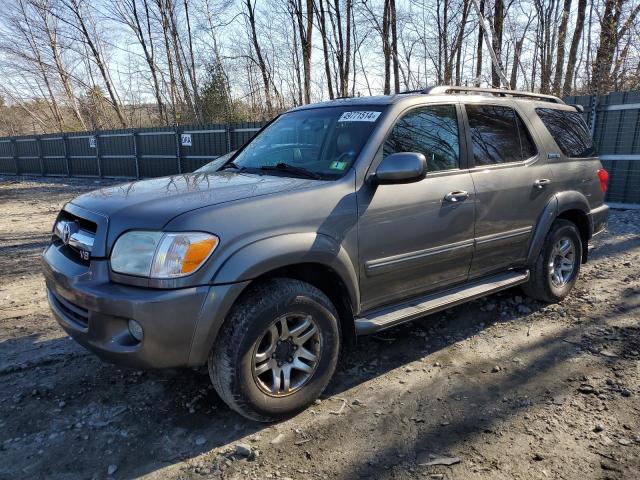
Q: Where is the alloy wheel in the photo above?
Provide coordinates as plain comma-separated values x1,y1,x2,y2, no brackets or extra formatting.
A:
251,313,321,397
548,237,577,287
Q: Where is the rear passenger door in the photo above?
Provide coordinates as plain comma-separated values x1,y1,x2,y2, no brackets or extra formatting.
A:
464,102,554,278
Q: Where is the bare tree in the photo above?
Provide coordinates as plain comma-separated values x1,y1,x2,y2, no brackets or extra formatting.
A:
289,0,314,104
562,0,586,96
551,0,571,95
112,0,166,123
59,0,128,126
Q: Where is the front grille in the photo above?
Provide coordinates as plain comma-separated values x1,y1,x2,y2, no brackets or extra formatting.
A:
57,211,97,234
52,211,97,264
49,289,89,329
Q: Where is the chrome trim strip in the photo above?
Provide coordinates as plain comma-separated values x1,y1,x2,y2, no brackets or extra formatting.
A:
475,226,533,246
365,227,533,277
365,239,475,275
68,230,95,252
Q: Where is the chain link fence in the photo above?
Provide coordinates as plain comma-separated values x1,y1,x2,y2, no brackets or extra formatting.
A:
1,91,639,206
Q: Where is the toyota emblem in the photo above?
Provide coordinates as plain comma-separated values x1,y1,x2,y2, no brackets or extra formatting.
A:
62,222,72,245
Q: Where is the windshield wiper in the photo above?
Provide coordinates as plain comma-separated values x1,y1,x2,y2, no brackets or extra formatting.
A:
260,162,321,180
220,161,246,172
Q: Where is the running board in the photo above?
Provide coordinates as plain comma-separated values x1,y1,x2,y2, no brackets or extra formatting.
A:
355,270,529,335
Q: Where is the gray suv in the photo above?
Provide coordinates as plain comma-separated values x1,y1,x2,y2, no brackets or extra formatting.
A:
42,86,609,421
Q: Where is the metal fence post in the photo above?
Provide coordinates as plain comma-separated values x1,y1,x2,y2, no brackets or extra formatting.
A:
95,133,102,177
11,137,19,175
589,94,598,137
62,135,70,176
175,128,182,174
226,124,233,153
132,131,140,179
37,136,45,176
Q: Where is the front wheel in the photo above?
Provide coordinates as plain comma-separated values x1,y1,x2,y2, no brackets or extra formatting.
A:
209,278,340,422
523,219,582,303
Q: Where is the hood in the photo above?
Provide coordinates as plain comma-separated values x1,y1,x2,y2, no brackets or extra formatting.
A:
70,171,317,232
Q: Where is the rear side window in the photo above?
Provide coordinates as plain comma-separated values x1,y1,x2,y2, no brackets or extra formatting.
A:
384,105,459,171
536,108,595,158
466,104,538,165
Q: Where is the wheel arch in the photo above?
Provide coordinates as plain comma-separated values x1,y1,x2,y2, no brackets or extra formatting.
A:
527,192,592,265
244,262,357,346
211,232,358,345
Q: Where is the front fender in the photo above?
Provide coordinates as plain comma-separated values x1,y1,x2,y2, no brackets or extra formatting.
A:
212,232,360,312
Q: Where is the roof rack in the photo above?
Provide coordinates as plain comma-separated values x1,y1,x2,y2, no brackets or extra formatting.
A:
422,85,564,104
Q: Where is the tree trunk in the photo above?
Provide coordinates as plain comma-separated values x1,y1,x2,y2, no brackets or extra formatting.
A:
244,0,272,114
390,0,400,92
509,37,524,89
127,0,166,123
552,0,571,95
382,0,391,94
65,0,127,127
491,0,504,87
592,0,621,94
561,0,586,96
315,0,334,99
475,0,485,86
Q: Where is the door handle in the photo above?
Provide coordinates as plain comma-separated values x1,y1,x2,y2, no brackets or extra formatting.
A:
444,190,470,203
534,178,551,188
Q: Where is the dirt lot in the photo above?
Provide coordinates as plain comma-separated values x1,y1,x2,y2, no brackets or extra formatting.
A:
0,176,639,480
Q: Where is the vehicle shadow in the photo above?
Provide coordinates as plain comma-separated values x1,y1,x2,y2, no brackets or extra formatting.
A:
0,287,556,479
334,298,640,479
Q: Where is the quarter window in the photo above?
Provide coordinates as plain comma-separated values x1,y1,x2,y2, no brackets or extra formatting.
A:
536,108,595,158
384,105,459,171
466,105,538,165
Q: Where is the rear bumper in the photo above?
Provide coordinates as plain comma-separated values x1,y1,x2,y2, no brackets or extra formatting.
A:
42,243,249,369
589,204,609,237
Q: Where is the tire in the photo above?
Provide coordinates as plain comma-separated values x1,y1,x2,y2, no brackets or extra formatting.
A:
209,278,341,422
523,219,582,303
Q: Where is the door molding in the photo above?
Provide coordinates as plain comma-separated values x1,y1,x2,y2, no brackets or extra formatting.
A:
365,238,475,276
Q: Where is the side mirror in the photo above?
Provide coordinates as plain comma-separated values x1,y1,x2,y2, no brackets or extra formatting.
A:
372,152,427,184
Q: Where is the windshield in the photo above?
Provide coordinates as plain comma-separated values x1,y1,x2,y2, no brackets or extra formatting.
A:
195,151,235,173
228,106,385,179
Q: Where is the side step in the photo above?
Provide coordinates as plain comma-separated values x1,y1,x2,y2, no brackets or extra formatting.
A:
354,270,529,335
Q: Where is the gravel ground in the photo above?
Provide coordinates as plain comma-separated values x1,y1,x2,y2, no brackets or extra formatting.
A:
0,176,639,480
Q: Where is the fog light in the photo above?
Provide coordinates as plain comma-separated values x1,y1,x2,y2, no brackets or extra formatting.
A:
128,319,144,341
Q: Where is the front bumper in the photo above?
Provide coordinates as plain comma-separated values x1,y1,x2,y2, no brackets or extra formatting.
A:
42,243,249,369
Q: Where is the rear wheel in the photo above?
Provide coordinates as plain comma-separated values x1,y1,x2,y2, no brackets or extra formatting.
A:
209,278,340,422
523,219,582,303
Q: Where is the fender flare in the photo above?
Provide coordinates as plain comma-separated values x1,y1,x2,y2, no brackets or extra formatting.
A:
212,232,360,313
526,191,591,265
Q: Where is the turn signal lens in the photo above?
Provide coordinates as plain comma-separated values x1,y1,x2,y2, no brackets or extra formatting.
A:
151,233,219,278
182,237,219,273
597,168,609,193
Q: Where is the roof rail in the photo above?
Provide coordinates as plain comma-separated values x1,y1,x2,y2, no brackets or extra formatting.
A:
423,85,564,104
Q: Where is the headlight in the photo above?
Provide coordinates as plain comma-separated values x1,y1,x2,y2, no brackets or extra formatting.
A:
111,231,219,278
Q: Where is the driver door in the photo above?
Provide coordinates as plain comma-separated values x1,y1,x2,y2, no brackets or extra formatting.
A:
357,104,476,312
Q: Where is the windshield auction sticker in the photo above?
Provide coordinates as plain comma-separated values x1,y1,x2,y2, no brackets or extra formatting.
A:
338,111,381,122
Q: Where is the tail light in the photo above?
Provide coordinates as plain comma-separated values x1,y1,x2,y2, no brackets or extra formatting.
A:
597,168,609,193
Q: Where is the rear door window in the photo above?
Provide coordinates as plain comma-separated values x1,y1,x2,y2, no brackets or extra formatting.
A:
536,108,595,158
465,104,538,166
383,105,460,171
